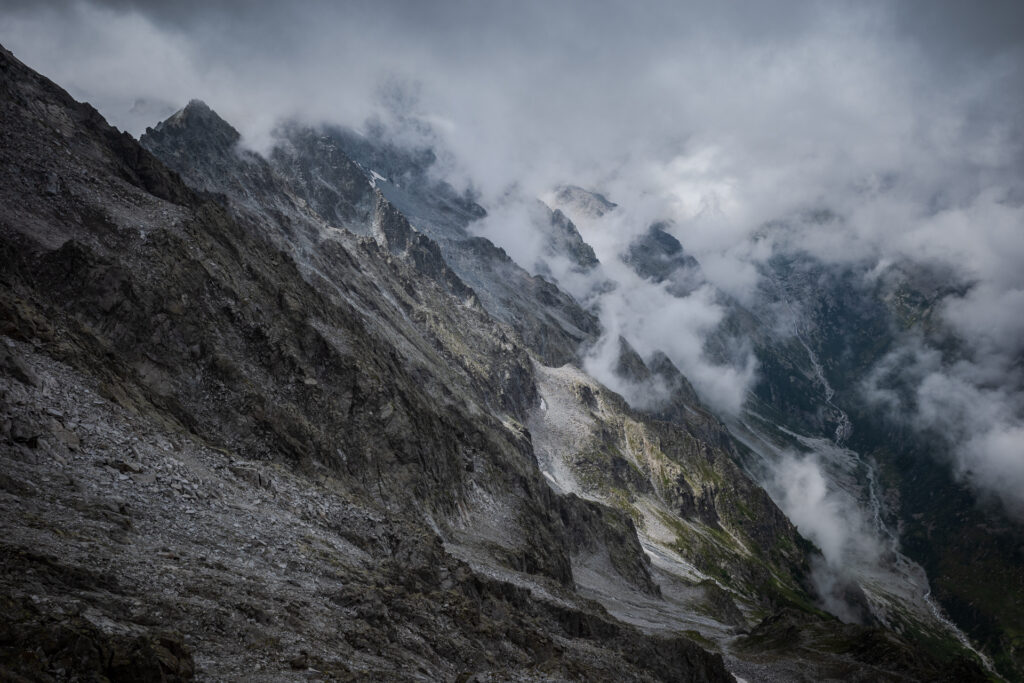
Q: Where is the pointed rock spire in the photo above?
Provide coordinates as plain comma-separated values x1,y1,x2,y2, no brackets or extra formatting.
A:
145,98,241,151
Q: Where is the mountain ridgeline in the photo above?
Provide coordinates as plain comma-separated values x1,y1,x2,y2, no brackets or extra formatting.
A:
0,43,998,681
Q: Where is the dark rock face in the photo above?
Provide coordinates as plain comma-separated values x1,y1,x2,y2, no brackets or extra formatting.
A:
262,123,603,367
532,201,600,272
268,123,378,231
445,236,602,365
735,607,988,683
0,343,39,386
616,336,652,384
648,350,701,406
625,222,705,297
559,493,662,596
369,189,475,300
549,208,598,269
153,99,241,150
0,591,195,682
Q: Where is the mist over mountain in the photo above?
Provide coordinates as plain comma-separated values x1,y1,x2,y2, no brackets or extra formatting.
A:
1,1,1022,680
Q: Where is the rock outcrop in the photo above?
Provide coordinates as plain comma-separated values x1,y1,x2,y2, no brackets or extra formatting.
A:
624,222,704,297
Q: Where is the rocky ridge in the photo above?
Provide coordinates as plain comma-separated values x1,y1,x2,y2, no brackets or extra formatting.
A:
262,120,602,367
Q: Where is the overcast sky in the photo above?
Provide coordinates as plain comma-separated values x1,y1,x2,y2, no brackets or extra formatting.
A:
2,0,1023,518
3,1,1022,196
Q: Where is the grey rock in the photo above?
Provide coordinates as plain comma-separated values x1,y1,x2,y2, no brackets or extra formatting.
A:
0,346,40,386
624,221,704,297
553,184,618,218
112,459,143,474
531,200,599,272
616,336,652,384
44,170,60,195
50,419,80,450
10,419,40,447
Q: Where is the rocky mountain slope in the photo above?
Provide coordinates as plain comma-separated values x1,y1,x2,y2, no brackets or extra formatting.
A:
0,44,991,681
556,185,1019,679
0,44,726,682
143,108,601,368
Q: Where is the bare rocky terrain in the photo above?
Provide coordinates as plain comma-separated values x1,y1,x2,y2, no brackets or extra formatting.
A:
0,43,992,682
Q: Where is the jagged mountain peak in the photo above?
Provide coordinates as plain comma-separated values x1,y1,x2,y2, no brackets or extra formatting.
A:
624,221,704,297
615,335,652,384
553,184,618,218
140,102,602,367
182,97,213,114
533,200,599,272
611,336,703,412
148,98,240,149
642,221,685,256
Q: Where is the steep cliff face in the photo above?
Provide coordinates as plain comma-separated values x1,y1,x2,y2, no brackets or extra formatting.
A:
0,43,992,682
